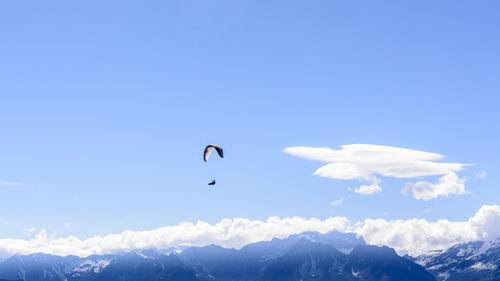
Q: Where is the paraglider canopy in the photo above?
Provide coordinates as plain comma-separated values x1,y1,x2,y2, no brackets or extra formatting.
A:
203,145,224,162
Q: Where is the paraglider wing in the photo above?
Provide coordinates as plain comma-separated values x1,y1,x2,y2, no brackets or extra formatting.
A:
203,145,224,162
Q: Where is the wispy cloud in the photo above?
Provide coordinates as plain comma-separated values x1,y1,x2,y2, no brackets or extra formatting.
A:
24,227,37,236
284,144,469,199
0,181,22,186
1,205,499,257
331,197,345,206
476,171,487,180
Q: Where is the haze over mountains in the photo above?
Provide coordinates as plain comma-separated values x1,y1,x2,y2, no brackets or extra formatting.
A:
0,231,498,281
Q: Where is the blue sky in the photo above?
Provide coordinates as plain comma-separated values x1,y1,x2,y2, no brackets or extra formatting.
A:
0,0,499,250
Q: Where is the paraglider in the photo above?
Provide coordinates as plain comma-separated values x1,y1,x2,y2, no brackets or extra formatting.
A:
203,145,224,162
204,145,223,186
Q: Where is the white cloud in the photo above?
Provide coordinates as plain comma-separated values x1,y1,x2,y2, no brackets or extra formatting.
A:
0,216,350,258
402,173,467,200
331,197,345,206
469,204,500,242
1,205,499,258
476,171,487,180
354,218,476,256
355,204,500,256
355,180,382,195
284,144,468,199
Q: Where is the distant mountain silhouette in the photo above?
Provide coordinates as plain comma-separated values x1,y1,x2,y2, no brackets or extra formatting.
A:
6,231,500,281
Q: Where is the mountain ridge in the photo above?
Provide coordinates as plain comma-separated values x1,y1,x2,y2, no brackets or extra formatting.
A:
0,231,498,281
409,237,500,281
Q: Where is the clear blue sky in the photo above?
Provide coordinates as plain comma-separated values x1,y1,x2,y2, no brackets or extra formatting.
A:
0,0,499,240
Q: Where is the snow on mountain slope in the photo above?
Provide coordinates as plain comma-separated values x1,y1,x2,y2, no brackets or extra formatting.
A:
413,237,500,281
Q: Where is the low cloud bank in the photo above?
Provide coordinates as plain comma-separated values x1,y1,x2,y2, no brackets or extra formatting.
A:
0,217,349,258
1,205,499,257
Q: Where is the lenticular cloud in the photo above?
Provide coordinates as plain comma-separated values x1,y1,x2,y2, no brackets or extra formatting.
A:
284,144,468,199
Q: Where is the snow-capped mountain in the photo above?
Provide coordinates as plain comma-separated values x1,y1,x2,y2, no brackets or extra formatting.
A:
0,231,434,281
4,231,499,281
258,239,435,281
0,253,81,281
0,250,198,281
411,237,500,281
66,255,114,281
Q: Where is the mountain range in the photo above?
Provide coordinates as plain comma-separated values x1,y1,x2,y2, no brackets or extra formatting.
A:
0,231,498,281
408,237,500,281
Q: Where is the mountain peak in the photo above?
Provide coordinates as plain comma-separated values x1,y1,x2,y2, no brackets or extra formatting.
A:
350,244,398,259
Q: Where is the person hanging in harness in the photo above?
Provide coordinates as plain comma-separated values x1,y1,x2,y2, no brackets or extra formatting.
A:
203,144,223,186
